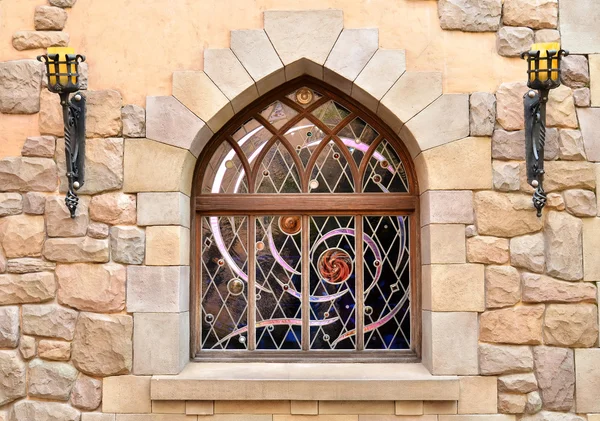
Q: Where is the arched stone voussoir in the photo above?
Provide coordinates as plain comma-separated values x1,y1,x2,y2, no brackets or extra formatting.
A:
172,71,234,133
378,72,443,135
146,96,213,158
204,48,259,113
264,10,343,81
230,29,285,96
352,49,407,113
323,28,379,95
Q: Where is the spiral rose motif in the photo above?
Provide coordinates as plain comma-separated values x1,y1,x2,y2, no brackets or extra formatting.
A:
318,248,353,284
278,215,302,235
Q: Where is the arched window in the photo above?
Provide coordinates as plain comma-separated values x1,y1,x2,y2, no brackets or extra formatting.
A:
193,78,419,360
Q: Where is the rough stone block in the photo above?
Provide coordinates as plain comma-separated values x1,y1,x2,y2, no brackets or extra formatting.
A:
575,349,600,412
510,233,545,273
34,5,68,30
573,87,590,107
561,55,590,89
18,335,36,360
497,27,534,57
43,237,110,263
493,161,520,192
503,0,557,29
421,224,466,265
421,190,474,226
522,272,597,303
122,104,146,138
577,107,600,161
474,191,542,237
480,305,544,344
535,29,560,43
423,264,484,312
438,0,502,31
479,343,534,375
110,226,145,265
38,340,71,361
0,307,19,348
8,400,79,421
89,192,136,225
496,82,529,131
0,60,43,114
547,85,578,129
45,195,90,237
12,31,69,50
102,375,151,413
467,236,509,265
563,189,597,217
87,222,109,239
533,346,574,411
0,272,55,305
492,130,525,160
470,92,496,136
70,374,102,411
22,192,45,215
145,226,190,266
0,193,22,217
22,303,78,340
21,136,55,158
497,373,538,394
485,265,521,309
544,211,583,281
558,129,586,161
127,266,189,313
0,157,58,192
84,90,123,137
133,312,189,375
137,192,190,227
544,161,596,192
543,304,598,347
498,393,527,414
0,350,26,406
28,359,78,401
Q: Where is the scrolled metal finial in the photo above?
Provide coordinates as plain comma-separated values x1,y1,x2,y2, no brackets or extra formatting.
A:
532,186,547,217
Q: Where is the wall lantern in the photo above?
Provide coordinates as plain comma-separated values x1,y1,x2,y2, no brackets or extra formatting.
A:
37,47,87,218
521,42,569,217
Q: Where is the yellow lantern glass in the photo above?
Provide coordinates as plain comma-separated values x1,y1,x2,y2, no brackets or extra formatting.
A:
529,42,560,83
47,47,75,86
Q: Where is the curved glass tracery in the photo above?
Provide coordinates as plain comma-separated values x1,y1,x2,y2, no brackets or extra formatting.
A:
198,83,415,354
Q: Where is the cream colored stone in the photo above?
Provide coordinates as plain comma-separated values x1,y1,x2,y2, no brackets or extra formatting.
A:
22,303,77,340
137,192,190,227
152,400,185,414
421,191,474,226
362,417,436,421
114,415,197,421
423,311,478,375
546,192,565,210
544,161,596,192
533,346,574,411
38,340,71,361
123,138,196,195
485,265,521,309
39,89,62,136
395,401,423,415
122,104,146,138
145,96,212,157
172,71,234,133
264,10,343,80
82,90,123,137
423,264,484,312
56,263,126,312
102,375,151,413
575,349,600,412
561,55,589,89
0,350,26,406
186,401,214,415
421,224,465,264
458,376,497,414
89,192,136,225
590,54,600,107
535,29,560,43
12,30,69,50
424,401,457,414
558,129,586,161
498,373,538,394
72,312,133,376
215,401,288,414
439,416,516,421
479,343,534,375
21,136,55,158
467,236,509,265
545,211,583,281
45,195,90,238
110,226,145,265
578,108,600,161
491,130,525,160
127,266,189,313
563,189,597,217
379,72,442,133
291,401,317,415
498,393,527,414
34,5,68,30
87,222,109,239
543,303,598,347
133,312,189,375
0,193,22,217
0,307,18,348
43,237,110,263
573,87,590,107
320,401,394,415
0,157,57,192
503,0,558,29
497,27,534,58
8,400,79,421
496,82,530,130
417,137,492,192
229,29,285,96
28,358,78,401
474,192,542,237
493,161,520,192
0,60,43,114
510,233,545,273
470,92,496,136
0,272,55,305
145,226,190,266
480,305,544,345
205,49,258,112
547,85,578,129
70,374,102,411
0,215,45,258
584,217,600,281
401,94,469,152
522,272,597,303
438,0,502,31
18,335,36,360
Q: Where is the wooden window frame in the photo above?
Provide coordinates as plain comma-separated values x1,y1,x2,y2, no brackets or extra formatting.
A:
191,77,421,362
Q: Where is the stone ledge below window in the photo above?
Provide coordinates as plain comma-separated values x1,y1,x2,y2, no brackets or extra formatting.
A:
150,362,459,401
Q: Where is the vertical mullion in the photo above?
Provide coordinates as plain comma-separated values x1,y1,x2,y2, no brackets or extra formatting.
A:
356,215,365,351
248,215,256,351
301,215,310,351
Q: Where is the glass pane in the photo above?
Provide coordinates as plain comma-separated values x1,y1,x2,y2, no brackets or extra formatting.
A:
363,215,410,350
286,86,323,108
309,141,354,193
312,100,351,129
201,216,249,350
255,141,302,193
260,100,298,130
362,140,409,193
202,141,248,194
309,216,356,350
256,216,302,350
337,117,379,166
284,117,326,168
231,119,272,170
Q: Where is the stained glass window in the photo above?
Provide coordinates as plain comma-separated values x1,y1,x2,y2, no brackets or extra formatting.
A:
195,81,418,358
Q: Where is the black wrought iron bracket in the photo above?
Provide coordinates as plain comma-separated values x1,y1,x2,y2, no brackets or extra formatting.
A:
60,91,86,218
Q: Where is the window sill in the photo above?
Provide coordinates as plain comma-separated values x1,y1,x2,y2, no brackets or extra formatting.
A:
150,362,459,401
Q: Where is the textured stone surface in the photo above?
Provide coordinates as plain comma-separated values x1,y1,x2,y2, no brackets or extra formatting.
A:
0,60,43,114
137,192,190,227
0,215,45,258
546,192,565,210
578,108,600,161
522,272,597,303
110,226,145,265
520,411,585,421
544,161,596,192
535,29,560,43
563,189,597,217
28,359,78,401
497,27,534,57
474,191,542,237
575,349,600,412
480,305,544,344
438,0,501,31
72,312,132,376
8,400,79,421
561,55,590,89
122,104,146,138
38,340,71,361
43,237,109,263
467,236,509,264
0,193,22,217
421,190,474,226
0,272,55,304
498,373,538,393
21,136,55,158
70,374,102,410
543,303,598,347
22,303,78,340
127,266,189,313
573,87,590,107
56,263,126,312
544,211,583,281
34,6,68,30
503,0,558,29
6,258,55,274
493,161,520,192
496,82,529,131
492,130,525,160
457,376,497,414
87,222,109,239
498,393,526,414
533,346,574,411
46,196,90,237
22,192,46,215
49,0,77,6
510,233,545,273
525,391,542,414
558,129,586,160
469,92,496,136
83,90,123,137
18,336,35,360
56,138,123,195
479,343,534,375
89,192,136,225
0,157,58,192
0,351,26,405
0,307,19,348
485,265,521,309
12,31,69,51
547,85,578,129
592,55,600,107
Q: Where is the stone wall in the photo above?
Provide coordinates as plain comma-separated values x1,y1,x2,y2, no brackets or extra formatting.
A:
0,1,600,421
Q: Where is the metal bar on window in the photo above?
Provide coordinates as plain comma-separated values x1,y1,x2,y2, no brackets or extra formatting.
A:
356,215,364,351
248,215,256,351
301,214,310,351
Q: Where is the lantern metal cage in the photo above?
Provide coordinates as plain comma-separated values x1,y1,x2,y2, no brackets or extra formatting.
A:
521,48,569,91
37,53,86,94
